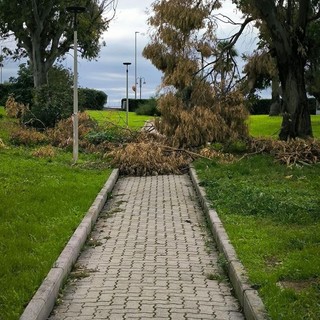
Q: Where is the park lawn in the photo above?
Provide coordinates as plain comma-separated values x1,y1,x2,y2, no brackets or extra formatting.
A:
194,156,320,319
0,147,112,320
248,114,320,139
0,108,113,319
86,109,153,129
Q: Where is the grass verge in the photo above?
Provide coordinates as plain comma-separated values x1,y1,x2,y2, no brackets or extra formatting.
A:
86,109,153,129
0,106,113,319
194,156,320,319
248,115,320,138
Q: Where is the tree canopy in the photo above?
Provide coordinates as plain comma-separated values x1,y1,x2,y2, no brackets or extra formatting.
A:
0,0,117,87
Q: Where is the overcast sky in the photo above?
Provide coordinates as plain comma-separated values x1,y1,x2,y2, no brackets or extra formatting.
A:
1,0,260,107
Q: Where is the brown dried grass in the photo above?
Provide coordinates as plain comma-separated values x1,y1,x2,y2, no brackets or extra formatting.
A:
10,127,48,146
31,145,56,158
0,138,7,149
199,147,235,163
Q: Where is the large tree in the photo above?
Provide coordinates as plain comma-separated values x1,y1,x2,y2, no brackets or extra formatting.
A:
0,0,117,88
233,0,320,139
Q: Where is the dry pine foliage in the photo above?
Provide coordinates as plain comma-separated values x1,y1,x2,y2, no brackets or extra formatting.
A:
156,90,249,148
10,127,47,146
46,112,97,149
5,96,29,119
108,141,192,176
249,138,320,166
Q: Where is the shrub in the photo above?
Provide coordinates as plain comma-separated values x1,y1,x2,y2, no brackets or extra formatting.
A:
22,85,73,129
0,83,15,106
8,63,34,105
46,112,98,149
135,98,160,116
120,98,150,112
10,128,47,146
86,125,130,144
79,88,107,110
5,95,29,119
248,98,317,115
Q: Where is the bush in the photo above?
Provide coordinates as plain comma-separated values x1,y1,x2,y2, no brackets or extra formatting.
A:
46,112,98,150
79,88,107,110
10,128,47,146
86,126,128,144
135,98,160,116
5,95,29,119
0,83,15,106
8,63,34,106
249,98,317,115
22,85,73,129
121,98,150,112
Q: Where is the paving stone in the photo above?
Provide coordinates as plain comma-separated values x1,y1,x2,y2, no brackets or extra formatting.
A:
48,175,244,320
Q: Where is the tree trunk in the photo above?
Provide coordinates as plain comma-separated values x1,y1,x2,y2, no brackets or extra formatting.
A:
30,33,49,88
269,75,281,116
278,57,312,139
251,0,312,140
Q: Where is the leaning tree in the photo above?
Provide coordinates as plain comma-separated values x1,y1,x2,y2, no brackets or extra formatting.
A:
0,0,117,88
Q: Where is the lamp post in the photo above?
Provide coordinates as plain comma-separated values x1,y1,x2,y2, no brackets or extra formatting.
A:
137,77,146,99
123,62,131,127
66,5,86,163
134,31,139,100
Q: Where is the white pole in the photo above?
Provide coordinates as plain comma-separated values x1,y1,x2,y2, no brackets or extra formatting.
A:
126,65,129,127
73,29,79,163
134,31,139,100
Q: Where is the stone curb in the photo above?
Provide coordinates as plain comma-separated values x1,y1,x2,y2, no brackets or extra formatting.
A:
20,169,119,320
189,165,269,320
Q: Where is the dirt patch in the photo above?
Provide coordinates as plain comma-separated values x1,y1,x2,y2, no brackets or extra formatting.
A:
277,279,318,293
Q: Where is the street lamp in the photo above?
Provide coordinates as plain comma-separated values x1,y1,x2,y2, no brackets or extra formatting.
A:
66,5,86,163
134,31,145,99
137,77,146,99
134,31,139,100
123,62,131,127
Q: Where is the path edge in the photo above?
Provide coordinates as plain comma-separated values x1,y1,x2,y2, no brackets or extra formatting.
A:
20,169,119,320
189,165,269,320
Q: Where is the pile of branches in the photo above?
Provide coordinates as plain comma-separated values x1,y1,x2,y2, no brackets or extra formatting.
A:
108,140,193,176
248,138,320,166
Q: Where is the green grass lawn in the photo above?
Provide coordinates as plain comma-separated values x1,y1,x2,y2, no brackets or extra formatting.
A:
195,156,320,319
86,109,153,129
0,108,113,319
248,114,320,138
0,148,112,320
